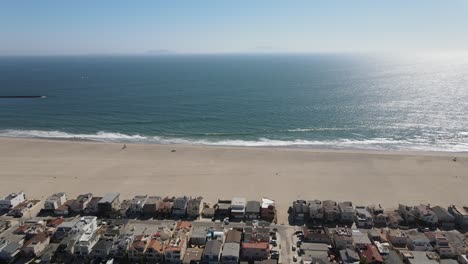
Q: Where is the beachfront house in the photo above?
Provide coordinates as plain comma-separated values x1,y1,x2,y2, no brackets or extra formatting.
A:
398,204,417,224
431,206,455,229
187,197,203,218
54,200,74,216
231,197,247,220
260,198,275,222
414,204,438,226
355,206,374,228
387,211,405,229
98,193,121,217
203,240,222,264
448,205,468,228
70,193,93,213
7,200,37,217
173,196,189,218
323,200,340,223
83,196,102,215
158,197,174,218
142,196,161,217
245,200,261,220
338,202,354,224
0,191,26,211
128,195,148,215
44,192,67,211
308,200,324,222
292,200,309,225
216,199,231,219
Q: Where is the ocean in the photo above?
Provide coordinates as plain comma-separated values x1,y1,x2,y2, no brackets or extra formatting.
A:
1,53,468,152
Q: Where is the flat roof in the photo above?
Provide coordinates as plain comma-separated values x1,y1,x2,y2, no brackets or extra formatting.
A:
232,197,247,206
99,193,120,204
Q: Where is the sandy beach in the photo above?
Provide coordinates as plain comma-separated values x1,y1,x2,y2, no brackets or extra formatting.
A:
0,137,467,223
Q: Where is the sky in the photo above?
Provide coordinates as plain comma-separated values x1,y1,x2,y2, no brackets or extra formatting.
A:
1,0,468,55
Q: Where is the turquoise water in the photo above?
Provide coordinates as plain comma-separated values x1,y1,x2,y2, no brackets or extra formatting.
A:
1,54,468,151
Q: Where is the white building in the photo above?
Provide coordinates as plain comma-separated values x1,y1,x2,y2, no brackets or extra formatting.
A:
231,197,247,219
128,195,148,214
55,216,98,241
73,226,100,256
0,192,26,211
44,193,67,211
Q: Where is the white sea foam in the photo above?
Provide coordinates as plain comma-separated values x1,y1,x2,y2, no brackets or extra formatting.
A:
1,129,468,152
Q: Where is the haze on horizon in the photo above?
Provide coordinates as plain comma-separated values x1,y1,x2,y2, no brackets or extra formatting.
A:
1,0,468,55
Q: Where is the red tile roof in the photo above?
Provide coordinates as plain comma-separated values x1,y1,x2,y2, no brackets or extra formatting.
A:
360,245,383,263
241,242,269,250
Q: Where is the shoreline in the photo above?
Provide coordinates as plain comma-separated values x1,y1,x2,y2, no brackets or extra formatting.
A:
1,136,468,157
1,137,467,224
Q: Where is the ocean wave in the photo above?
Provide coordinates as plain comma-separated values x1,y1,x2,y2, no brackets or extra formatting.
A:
1,129,468,152
286,127,354,132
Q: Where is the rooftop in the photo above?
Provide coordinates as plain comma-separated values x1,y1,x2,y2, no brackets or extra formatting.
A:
222,242,240,257
261,198,275,209
203,239,222,255
46,192,66,201
241,242,269,249
99,193,120,204
183,248,203,263
360,245,383,263
246,201,261,213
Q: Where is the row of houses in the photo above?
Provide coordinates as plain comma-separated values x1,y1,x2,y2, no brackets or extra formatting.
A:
0,191,40,217
1,192,277,224
39,193,277,223
295,224,468,264
0,216,279,264
203,198,276,222
290,199,468,229
41,192,204,219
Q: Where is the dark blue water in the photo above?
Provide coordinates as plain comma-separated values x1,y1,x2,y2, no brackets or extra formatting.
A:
1,54,468,151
